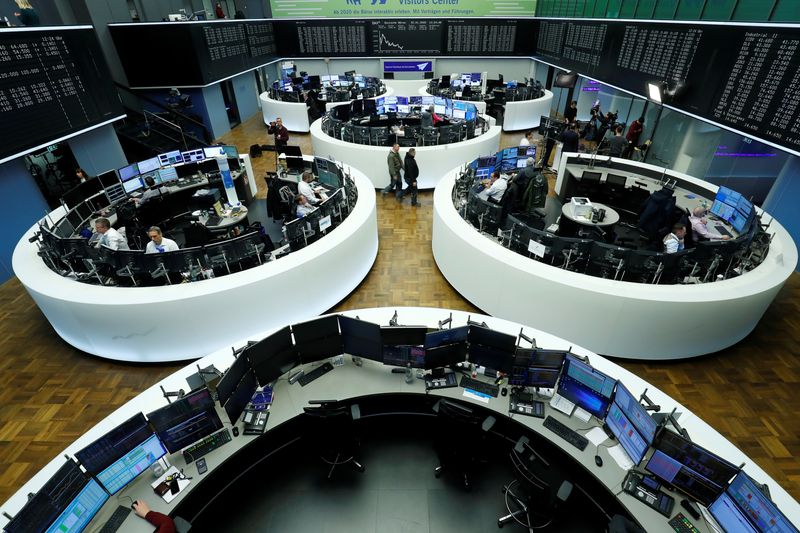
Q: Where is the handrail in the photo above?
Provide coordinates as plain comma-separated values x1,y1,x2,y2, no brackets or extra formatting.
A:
113,82,212,143
144,110,187,151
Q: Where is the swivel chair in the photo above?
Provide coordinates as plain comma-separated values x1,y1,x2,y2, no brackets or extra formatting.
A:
303,400,365,480
432,399,495,490
498,436,573,530
421,126,439,146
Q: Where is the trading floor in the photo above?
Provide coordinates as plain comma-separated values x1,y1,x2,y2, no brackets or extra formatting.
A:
0,112,798,513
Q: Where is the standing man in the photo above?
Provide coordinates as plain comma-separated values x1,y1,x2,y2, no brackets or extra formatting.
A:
94,218,129,250
145,226,179,254
267,117,289,149
401,148,419,206
382,143,404,199
624,116,644,158
519,130,534,147
560,122,580,155
563,100,578,123
608,126,627,157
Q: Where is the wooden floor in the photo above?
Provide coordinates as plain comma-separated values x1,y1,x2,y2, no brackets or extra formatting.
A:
1,113,798,507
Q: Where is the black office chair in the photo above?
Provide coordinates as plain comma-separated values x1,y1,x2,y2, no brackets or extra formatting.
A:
432,399,495,490
498,436,573,530
421,126,439,146
303,400,365,480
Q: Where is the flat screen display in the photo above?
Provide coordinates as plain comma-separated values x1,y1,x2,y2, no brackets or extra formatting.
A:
204,146,226,158
182,148,206,163
217,352,252,407
246,326,299,386
95,434,166,495
292,315,343,364
556,356,616,419
158,150,183,166
44,479,108,533
138,156,161,173
158,166,179,183
74,413,155,476
224,369,257,425
381,326,428,346
146,388,223,454
716,473,799,533
339,315,382,362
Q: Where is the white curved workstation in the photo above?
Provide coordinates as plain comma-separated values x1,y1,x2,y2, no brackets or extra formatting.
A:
501,89,554,132
310,116,501,190
1,308,796,533
13,162,379,364
432,156,797,359
419,85,487,114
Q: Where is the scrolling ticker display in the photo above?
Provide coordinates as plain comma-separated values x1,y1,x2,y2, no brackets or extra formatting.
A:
0,28,123,165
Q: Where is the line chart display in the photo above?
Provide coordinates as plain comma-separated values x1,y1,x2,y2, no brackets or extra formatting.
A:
370,20,443,55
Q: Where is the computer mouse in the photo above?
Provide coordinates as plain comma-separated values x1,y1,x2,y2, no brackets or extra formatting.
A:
501,387,508,397
131,500,139,509
594,455,603,467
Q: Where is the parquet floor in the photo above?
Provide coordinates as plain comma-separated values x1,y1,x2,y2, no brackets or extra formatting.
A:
0,113,798,507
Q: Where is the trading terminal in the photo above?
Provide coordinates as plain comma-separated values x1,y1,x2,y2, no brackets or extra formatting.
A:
0,3,799,533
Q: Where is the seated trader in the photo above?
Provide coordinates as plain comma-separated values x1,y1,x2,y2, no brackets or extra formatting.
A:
133,176,165,205
689,206,731,241
145,226,179,254
295,194,317,217
298,171,326,205
421,106,442,128
481,171,508,203
132,500,176,533
663,223,686,253
94,218,129,250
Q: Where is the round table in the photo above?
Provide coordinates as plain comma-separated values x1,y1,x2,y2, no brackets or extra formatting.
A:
560,201,620,227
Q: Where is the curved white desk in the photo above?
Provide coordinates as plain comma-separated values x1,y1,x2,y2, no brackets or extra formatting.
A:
502,90,554,132
259,92,311,133
432,161,798,359
310,117,501,190
419,86,487,114
12,163,379,363
2,308,797,533
324,86,394,112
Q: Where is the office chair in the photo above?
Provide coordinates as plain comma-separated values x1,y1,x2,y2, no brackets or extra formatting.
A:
498,436,573,530
607,514,646,533
278,185,296,222
421,126,439,146
432,399,496,490
303,400,364,479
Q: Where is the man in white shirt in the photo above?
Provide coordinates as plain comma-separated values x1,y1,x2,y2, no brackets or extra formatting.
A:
295,194,316,217
145,226,179,254
663,223,686,253
298,171,326,205
519,130,534,146
481,171,508,203
94,217,129,250
689,207,731,242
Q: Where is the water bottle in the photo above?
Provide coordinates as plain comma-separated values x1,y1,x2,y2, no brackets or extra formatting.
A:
405,363,414,384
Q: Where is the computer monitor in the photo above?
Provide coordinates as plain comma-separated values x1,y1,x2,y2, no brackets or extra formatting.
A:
158,150,183,166
118,162,140,182
381,326,428,346
645,429,740,505
292,315,343,364
123,178,144,193
376,96,385,108
423,344,466,370
158,166,179,183
422,96,434,106
434,97,446,115
711,472,799,533
65,210,83,234
245,326,299,386
44,478,108,533
146,388,223,454
222,145,238,158
62,178,103,210
410,96,423,105
95,434,166,495
467,343,514,374
224,369,258,425
198,159,219,175
286,156,306,173
515,158,528,169
339,315,382,362
555,355,616,419
203,146,226,158
582,171,602,183
175,162,198,179
605,173,627,187
383,345,425,369
182,148,205,163
424,326,468,349
138,156,161,173
74,412,155,475
217,351,252,406
605,383,657,465
98,170,120,189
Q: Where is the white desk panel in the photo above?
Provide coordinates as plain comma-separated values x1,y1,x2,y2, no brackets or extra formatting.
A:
13,162,379,363
502,90,554,132
259,92,310,133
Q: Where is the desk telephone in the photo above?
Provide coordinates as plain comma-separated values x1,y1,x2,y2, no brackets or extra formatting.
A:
591,208,607,223
622,470,674,517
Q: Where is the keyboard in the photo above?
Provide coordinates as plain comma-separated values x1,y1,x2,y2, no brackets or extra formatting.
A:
715,224,733,237
182,428,232,462
668,513,699,533
99,505,132,533
298,362,334,386
459,375,499,398
542,415,588,451
206,215,223,226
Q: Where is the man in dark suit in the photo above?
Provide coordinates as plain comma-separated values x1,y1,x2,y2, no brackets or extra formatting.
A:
400,148,419,206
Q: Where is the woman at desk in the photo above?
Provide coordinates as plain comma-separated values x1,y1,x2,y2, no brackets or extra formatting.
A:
298,171,326,205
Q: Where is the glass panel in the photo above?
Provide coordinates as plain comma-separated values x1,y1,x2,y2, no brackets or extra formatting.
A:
675,0,705,19
653,0,679,18
593,0,610,16
732,0,775,20
701,0,736,19
768,0,797,21
620,0,639,17
606,0,624,17
583,0,598,16
635,0,658,17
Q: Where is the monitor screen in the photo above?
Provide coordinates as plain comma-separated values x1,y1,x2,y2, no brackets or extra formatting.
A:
383,345,425,369
606,173,627,187
531,349,567,369
246,326,299,386
396,96,408,105
222,145,238,158
410,96,423,105
376,96,385,107
182,148,205,163
467,343,514,374
424,326,469,349
582,171,602,183
176,162,198,179
422,96,434,106
158,150,183,166
217,352,252,407
44,478,108,533
146,388,223,454
198,159,219,175
123,178,144,193
74,413,154,476
384,96,397,105
516,158,528,169
467,325,516,352
158,166,179,183
66,210,83,234
381,326,428,346
224,369,257,425
612,383,657,444
118,162,140,182
605,402,651,465
453,109,466,119
292,315,343,364
645,429,740,506
715,186,743,208
98,170,120,189
556,356,616,419
424,344,467,370
721,473,799,533
729,209,749,233
709,492,759,533
339,315,382,362
95,434,166,495
204,146,226,158
736,196,753,217
138,156,161,173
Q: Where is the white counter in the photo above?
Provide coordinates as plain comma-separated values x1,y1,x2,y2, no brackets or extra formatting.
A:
432,160,797,359
502,90,554,132
12,163,379,363
419,85,487,114
259,91,310,132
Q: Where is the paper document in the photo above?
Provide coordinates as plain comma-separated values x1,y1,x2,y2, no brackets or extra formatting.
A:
607,444,635,471
573,406,591,423
585,427,608,447
549,393,575,415
462,389,491,404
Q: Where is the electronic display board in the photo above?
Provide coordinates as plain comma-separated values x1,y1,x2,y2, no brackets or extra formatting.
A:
0,27,124,165
269,0,536,18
